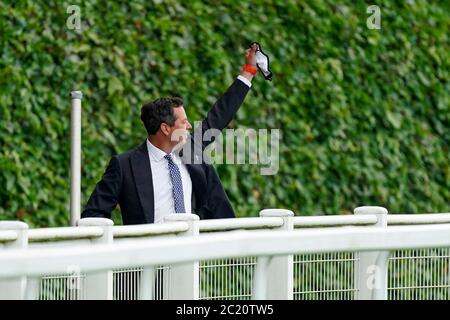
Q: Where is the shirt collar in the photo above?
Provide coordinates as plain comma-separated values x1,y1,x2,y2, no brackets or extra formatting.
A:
146,139,168,162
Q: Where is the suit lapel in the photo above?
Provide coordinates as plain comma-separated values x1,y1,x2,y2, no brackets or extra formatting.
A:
185,164,207,211
178,138,208,211
130,141,154,223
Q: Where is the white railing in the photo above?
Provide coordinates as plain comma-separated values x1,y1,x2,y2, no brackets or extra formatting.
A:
1,206,450,300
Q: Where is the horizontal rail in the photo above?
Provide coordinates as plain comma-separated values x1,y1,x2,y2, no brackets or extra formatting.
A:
199,217,284,232
3,213,450,244
113,222,189,238
2,224,450,278
387,213,450,225
293,215,378,227
0,230,18,243
28,226,104,242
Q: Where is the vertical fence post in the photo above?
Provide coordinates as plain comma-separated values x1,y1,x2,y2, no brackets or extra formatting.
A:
252,256,273,300
164,214,200,300
77,218,114,300
70,91,82,227
0,221,29,299
354,206,389,300
259,209,294,300
139,267,156,300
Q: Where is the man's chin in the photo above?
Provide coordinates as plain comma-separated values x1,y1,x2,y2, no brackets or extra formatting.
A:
172,135,189,152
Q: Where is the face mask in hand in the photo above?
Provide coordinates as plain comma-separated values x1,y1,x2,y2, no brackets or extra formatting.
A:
252,42,272,81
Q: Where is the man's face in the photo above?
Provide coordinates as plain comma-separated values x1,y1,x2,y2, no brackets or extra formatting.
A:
168,106,192,147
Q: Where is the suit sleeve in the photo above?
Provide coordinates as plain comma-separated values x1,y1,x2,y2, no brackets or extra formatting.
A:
81,156,122,219
195,79,251,150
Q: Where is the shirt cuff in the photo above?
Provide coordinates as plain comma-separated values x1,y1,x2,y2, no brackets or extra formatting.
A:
237,75,252,88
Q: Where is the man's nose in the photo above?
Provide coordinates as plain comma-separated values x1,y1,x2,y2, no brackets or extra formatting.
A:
187,122,192,130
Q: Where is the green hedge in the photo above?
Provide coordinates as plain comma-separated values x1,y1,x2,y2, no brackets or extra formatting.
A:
1,0,448,227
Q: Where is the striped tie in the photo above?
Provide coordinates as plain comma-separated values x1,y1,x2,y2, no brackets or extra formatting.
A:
164,154,186,213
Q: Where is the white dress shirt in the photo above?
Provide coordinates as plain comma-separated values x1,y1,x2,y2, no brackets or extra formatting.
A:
147,139,192,223
237,75,252,88
146,76,250,223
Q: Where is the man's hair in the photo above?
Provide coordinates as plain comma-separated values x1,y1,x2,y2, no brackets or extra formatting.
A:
140,97,184,135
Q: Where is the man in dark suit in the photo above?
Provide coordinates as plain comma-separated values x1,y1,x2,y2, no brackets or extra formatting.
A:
81,44,260,225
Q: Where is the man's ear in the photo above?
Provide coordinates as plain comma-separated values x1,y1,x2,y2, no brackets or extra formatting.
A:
160,123,171,136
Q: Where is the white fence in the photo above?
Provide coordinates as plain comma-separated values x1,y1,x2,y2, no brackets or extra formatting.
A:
1,206,450,300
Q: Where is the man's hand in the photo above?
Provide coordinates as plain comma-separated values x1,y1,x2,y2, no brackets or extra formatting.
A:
240,43,258,82
246,43,258,67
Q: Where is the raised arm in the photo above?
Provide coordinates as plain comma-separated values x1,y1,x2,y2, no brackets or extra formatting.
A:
197,44,259,150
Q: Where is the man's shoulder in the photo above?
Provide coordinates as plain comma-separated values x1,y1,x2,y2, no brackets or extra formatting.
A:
115,141,146,162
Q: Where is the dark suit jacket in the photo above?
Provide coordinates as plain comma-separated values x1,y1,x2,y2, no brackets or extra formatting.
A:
81,79,251,225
